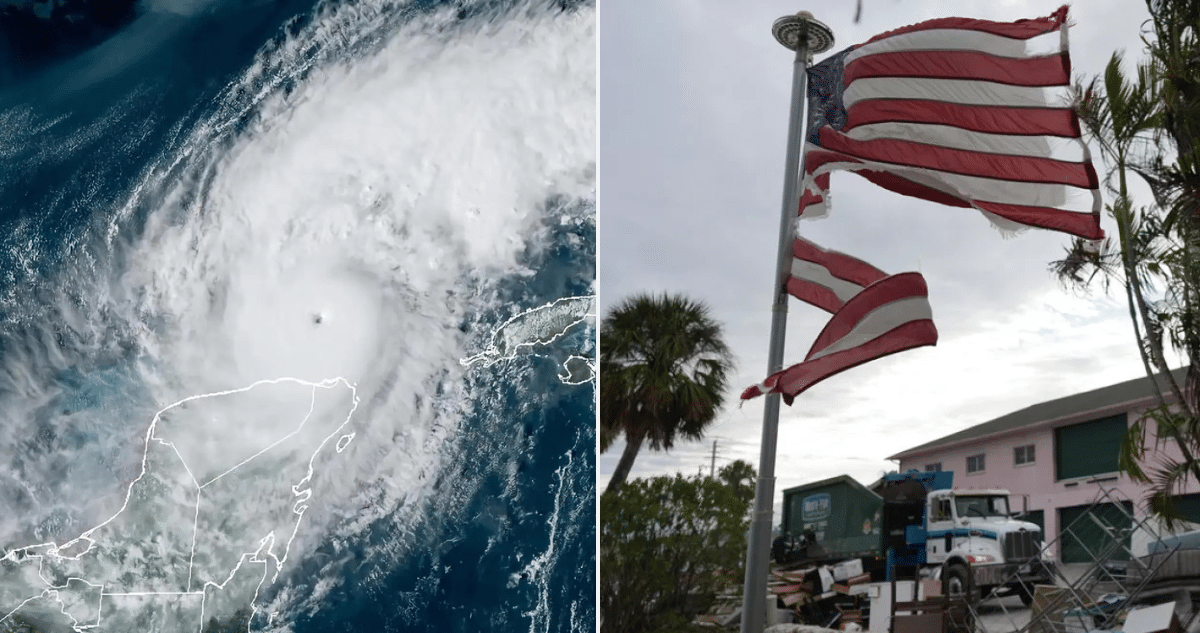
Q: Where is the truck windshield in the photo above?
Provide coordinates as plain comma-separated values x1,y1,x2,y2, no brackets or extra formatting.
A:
955,495,1009,519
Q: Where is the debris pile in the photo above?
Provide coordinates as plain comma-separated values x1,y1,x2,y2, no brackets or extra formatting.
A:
696,558,904,630
765,559,873,628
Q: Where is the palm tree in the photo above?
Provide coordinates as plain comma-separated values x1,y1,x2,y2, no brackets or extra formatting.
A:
1051,0,1200,526
600,293,735,496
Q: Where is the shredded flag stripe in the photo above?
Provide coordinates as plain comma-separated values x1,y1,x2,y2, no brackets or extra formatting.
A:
844,122,1087,163
741,272,938,405
847,28,1064,62
843,50,1070,88
844,79,1074,110
804,272,931,358
845,100,1080,137
804,147,1097,209
817,133,1097,187
788,236,887,314
807,296,932,361
858,7,1069,43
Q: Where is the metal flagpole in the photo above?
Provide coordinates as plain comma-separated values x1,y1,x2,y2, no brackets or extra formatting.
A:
740,11,833,633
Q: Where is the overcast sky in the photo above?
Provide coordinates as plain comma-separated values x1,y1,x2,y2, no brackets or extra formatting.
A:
598,0,1171,508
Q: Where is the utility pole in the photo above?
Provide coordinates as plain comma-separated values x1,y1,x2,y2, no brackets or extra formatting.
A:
710,439,718,478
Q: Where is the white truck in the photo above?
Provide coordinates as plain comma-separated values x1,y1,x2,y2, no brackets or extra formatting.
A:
775,470,1055,605
920,485,1054,604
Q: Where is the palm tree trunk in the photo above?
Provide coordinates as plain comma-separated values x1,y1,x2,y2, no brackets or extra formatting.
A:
605,429,645,496
1115,170,1186,413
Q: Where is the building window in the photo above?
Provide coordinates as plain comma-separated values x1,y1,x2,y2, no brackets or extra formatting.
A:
924,463,942,472
966,454,985,474
1014,444,1036,466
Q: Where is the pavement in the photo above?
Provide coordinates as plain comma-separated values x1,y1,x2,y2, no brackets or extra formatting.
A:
973,593,1034,633
974,563,1092,633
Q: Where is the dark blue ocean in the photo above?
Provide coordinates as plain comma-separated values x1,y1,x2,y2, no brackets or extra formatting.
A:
0,1,595,631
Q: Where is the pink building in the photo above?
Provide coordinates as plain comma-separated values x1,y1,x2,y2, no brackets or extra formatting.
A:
888,368,1200,563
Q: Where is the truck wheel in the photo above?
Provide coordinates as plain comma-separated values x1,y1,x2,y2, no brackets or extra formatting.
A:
944,563,970,600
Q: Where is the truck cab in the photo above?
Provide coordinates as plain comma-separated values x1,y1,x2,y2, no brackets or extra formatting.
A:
924,488,1052,603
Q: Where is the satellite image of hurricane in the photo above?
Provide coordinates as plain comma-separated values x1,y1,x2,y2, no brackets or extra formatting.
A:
0,0,596,631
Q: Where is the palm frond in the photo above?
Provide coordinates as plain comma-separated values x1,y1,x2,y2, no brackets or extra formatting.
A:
1049,237,1121,291
1119,412,1154,484
1146,457,1197,530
